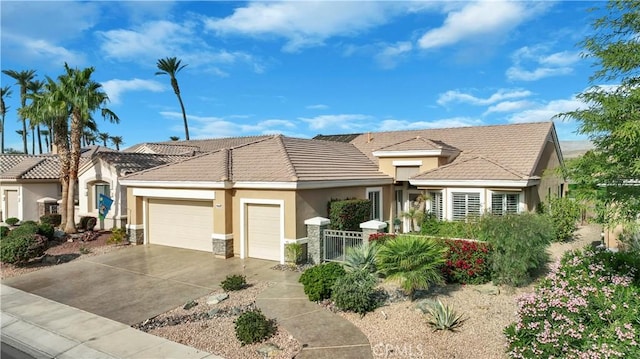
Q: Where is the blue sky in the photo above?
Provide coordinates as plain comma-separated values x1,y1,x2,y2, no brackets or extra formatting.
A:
1,1,606,152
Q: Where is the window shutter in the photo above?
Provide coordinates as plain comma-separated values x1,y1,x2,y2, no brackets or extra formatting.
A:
429,191,443,220
395,166,420,181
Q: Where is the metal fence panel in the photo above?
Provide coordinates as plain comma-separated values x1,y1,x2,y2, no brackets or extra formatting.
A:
323,229,363,262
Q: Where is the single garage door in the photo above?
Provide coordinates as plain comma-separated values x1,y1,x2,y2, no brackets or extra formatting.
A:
246,204,281,261
147,198,213,252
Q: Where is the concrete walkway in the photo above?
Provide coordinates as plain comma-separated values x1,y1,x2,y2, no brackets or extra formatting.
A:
1,284,220,359
256,278,373,359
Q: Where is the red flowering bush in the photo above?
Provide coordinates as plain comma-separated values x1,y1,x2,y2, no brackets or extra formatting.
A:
441,239,491,284
368,233,396,244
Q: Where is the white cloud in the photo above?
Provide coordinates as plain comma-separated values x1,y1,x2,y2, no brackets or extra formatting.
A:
102,78,164,104
306,104,329,110
437,88,533,106
378,117,484,131
507,98,585,123
483,100,534,115
418,2,540,49
375,41,413,69
507,46,581,81
159,112,297,138
299,114,371,131
205,2,402,52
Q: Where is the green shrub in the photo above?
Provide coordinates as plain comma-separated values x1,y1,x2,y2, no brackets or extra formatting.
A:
421,215,480,239
5,217,19,226
441,239,492,285
0,224,47,264
0,226,9,239
477,213,553,287
328,198,371,230
284,242,304,264
376,235,447,298
618,222,640,254
425,299,466,332
344,242,379,273
40,214,62,227
299,262,346,301
37,223,54,240
505,248,640,358
332,270,378,314
234,309,276,346
108,227,126,245
545,196,582,242
220,274,247,291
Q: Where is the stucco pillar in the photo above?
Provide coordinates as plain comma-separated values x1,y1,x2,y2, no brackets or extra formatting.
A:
360,220,388,243
305,217,330,264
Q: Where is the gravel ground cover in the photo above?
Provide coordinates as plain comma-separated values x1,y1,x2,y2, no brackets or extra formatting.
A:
1,231,127,279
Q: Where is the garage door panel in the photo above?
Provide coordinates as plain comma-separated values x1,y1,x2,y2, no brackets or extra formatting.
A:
246,204,280,261
148,199,213,252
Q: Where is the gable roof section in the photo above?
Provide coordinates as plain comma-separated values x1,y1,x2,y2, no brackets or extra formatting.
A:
411,153,531,182
336,122,556,178
91,152,192,176
122,135,392,186
0,154,89,180
313,133,362,143
374,136,459,153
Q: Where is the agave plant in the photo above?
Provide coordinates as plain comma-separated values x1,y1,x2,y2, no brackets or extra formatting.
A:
344,242,379,273
376,235,447,298
425,299,466,332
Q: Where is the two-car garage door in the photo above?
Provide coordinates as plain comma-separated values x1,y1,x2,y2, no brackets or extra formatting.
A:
147,198,213,252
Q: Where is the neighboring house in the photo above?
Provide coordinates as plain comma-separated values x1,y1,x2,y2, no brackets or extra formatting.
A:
120,121,565,263
0,147,113,223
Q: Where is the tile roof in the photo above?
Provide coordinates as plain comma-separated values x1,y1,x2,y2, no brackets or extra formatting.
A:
375,136,458,152
123,135,392,183
0,154,90,180
342,122,556,178
93,152,191,176
411,153,530,181
123,136,272,155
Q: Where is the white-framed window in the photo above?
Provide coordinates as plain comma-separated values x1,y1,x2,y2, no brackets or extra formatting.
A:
491,192,520,216
95,183,110,209
428,191,443,220
366,187,383,221
451,192,481,221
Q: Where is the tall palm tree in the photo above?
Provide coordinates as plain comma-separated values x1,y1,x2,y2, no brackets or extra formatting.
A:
2,69,36,154
40,129,50,151
98,132,110,147
155,57,189,140
109,135,123,150
27,80,45,154
0,85,12,154
21,77,72,226
58,63,119,233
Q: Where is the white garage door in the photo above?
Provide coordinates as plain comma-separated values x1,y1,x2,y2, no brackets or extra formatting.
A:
147,198,213,252
246,204,281,261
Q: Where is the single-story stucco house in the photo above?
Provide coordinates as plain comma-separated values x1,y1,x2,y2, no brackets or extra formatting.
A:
120,121,566,263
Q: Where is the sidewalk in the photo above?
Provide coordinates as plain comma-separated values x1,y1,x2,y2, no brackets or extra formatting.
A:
256,279,373,359
1,284,220,359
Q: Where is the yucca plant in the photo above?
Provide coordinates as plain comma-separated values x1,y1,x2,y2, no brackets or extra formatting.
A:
344,242,379,273
376,235,447,298
425,299,466,332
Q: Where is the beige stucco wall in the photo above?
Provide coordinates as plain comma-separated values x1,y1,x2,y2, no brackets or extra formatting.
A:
378,157,440,178
1,181,61,222
78,159,127,228
533,139,565,207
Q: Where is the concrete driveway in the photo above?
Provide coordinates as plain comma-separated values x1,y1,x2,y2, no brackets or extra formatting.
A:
2,245,296,325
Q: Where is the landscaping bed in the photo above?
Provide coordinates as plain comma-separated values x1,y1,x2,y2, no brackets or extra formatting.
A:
1,231,128,279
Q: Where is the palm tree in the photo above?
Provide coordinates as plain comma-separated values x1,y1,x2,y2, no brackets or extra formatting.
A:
21,76,72,226
2,69,36,154
156,57,189,140
40,129,50,151
109,135,123,150
98,132,110,147
83,131,97,146
58,63,119,233
27,80,45,154
0,85,12,154
169,136,180,141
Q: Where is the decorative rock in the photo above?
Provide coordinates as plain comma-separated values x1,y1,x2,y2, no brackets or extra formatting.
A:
207,293,229,305
207,308,220,318
256,343,282,358
54,229,66,240
414,299,438,314
473,283,500,295
231,307,242,316
183,300,198,310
